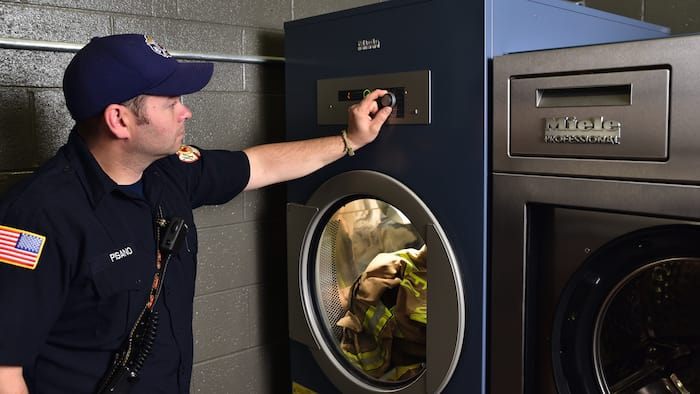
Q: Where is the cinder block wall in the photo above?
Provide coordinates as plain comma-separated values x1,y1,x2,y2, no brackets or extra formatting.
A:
0,0,376,393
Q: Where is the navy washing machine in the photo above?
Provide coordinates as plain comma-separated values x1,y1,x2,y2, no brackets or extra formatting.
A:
284,1,667,393
491,34,700,393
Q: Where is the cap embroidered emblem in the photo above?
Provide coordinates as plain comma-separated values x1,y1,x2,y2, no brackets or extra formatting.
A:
144,35,172,58
177,145,201,163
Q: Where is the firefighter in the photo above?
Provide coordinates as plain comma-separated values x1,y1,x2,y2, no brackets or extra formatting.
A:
0,34,392,393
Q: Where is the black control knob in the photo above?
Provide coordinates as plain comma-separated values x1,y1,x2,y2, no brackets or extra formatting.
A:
377,92,396,109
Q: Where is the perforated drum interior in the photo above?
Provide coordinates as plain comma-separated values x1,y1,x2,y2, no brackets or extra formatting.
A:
317,218,345,341
552,224,700,394
314,198,427,383
595,258,700,393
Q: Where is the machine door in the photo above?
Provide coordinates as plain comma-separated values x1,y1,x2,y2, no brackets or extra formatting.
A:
552,224,700,394
287,170,465,393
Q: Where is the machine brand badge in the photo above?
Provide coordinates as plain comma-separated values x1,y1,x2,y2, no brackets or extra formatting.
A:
177,145,201,163
144,35,172,58
357,38,381,52
544,116,621,144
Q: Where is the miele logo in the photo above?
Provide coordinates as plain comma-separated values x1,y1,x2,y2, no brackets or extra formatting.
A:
544,116,621,144
357,38,381,52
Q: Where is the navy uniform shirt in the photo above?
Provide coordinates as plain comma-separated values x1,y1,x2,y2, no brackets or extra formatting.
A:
0,129,250,393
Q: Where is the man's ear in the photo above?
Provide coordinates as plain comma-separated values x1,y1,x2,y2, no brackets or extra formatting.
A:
103,104,131,139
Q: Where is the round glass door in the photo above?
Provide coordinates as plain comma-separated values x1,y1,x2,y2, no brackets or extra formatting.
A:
553,225,700,394
288,170,464,394
315,198,427,384
595,257,700,393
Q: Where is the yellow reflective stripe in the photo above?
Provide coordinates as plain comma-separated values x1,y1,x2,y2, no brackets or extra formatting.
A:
410,305,428,324
398,258,427,298
363,304,393,339
342,343,386,371
382,363,424,381
341,349,362,369
400,276,420,297
292,382,318,394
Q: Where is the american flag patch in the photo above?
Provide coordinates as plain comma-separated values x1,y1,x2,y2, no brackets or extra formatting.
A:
0,225,46,270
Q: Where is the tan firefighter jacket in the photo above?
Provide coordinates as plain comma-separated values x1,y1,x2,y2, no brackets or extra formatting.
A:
336,245,427,381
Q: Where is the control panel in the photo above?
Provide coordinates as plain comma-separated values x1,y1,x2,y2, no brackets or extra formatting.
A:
317,70,431,125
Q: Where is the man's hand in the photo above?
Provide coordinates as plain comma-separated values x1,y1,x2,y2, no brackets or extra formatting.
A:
242,88,393,190
345,89,393,151
0,366,28,394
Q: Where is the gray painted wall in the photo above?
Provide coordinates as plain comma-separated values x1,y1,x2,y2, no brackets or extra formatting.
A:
0,0,376,393
1,0,697,393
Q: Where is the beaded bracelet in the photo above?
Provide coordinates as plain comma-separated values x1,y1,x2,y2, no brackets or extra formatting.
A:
340,129,355,156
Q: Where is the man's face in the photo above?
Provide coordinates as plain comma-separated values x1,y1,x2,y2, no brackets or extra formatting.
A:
130,95,192,158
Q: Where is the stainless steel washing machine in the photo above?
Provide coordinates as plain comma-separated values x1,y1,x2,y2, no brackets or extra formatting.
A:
490,34,700,394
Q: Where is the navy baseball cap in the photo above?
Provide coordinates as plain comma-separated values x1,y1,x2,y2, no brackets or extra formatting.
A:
63,34,214,121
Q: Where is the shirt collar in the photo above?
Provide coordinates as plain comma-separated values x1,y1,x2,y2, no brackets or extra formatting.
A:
63,126,120,208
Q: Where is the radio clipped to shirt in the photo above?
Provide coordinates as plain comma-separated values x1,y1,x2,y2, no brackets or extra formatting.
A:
95,217,188,394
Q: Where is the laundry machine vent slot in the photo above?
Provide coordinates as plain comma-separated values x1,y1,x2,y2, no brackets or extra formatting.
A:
536,84,631,108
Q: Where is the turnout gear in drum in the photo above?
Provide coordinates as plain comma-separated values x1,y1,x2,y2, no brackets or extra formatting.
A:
315,198,427,383
337,245,427,381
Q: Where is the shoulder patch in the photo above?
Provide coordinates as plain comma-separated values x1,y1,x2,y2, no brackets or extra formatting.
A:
0,225,46,270
177,145,201,163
